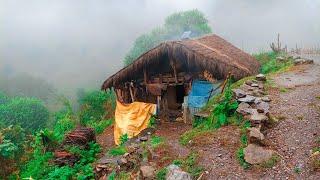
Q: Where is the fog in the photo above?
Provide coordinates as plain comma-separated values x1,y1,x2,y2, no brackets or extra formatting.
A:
1,0,319,94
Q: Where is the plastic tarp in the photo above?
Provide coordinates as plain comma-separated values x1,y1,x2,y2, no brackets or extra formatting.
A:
188,80,220,108
114,100,156,145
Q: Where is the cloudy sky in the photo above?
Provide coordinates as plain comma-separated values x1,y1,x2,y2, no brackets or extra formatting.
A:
1,0,319,93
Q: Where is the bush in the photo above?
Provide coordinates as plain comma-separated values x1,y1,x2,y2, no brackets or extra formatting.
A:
78,90,115,130
0,97,49,131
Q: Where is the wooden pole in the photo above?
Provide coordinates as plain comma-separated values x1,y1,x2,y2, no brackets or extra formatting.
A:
129,82,135,103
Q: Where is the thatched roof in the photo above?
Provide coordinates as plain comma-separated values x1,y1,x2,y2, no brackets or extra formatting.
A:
102,34,260,90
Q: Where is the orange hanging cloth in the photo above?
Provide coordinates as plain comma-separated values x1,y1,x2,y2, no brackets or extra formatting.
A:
114,100,156,145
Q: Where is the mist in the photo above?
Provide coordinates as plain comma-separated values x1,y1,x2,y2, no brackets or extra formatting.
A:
1,0,319,94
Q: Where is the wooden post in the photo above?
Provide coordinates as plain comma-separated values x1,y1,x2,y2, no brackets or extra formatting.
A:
143,67,147,85
129,82,135,103
173,63,178,84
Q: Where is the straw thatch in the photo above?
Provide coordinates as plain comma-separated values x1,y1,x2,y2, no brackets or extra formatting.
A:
102,34,260,89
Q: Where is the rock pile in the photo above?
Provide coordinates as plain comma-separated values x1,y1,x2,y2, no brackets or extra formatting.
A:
234,74,276,165
293,57,314,65
95,129,156,179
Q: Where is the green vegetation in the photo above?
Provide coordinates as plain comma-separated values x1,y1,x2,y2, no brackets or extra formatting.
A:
78,89,115,134
180,80,238,145
172,152,204,178
108,146,127,156
254,52,293,74
0,95,49,132
260,154,280,168
0,87,115,179
150,135,165,148
119,133,129,146
124,9,212,66
156,168,168,180
236,120,251,169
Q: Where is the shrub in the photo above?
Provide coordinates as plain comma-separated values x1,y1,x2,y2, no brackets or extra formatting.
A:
78,90,115,125
0,97,49,131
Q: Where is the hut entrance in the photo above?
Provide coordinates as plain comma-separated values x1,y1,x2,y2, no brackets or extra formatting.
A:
160,84,187,121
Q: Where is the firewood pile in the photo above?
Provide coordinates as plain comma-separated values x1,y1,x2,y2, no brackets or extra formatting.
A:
54,150,79,166
53,127,96,166
63,127,95,148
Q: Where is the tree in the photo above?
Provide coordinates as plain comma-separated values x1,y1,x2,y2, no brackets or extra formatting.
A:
123,9,212,66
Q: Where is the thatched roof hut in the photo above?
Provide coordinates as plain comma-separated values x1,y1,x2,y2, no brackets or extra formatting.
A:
102,34,260,90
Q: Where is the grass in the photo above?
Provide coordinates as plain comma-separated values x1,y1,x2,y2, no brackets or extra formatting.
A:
254,51,293,75
294,167,302,174
179,127,210,146
156,168,167,180
172,152,204,178
150,135,165,148
236,147,251,169
236,120,251,169
279,87,288,93
108,146,127,156
260,154,280,168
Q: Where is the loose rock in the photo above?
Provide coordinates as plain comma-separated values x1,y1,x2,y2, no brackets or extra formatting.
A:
244,144,274,164
140,165,156,179
166,164,192,180
256,74,267,81
248,127,265,143
261,96,271,102
238,95,256,103
232,89,247,98
236,102,254,115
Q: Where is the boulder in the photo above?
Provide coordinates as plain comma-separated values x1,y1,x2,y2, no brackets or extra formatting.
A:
140,165,156,179
232,89,246,99
249,112,268,126
244,144,274,164
238,95,256,103
248,127,265,144
251,83,259,87
245,80,253,86
261,96,271,102
255,101,270,114
166,164,192,180
276,56,286,61
139,136,148,142
256,74,267,81
294,58,314,65
236,102,254,115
